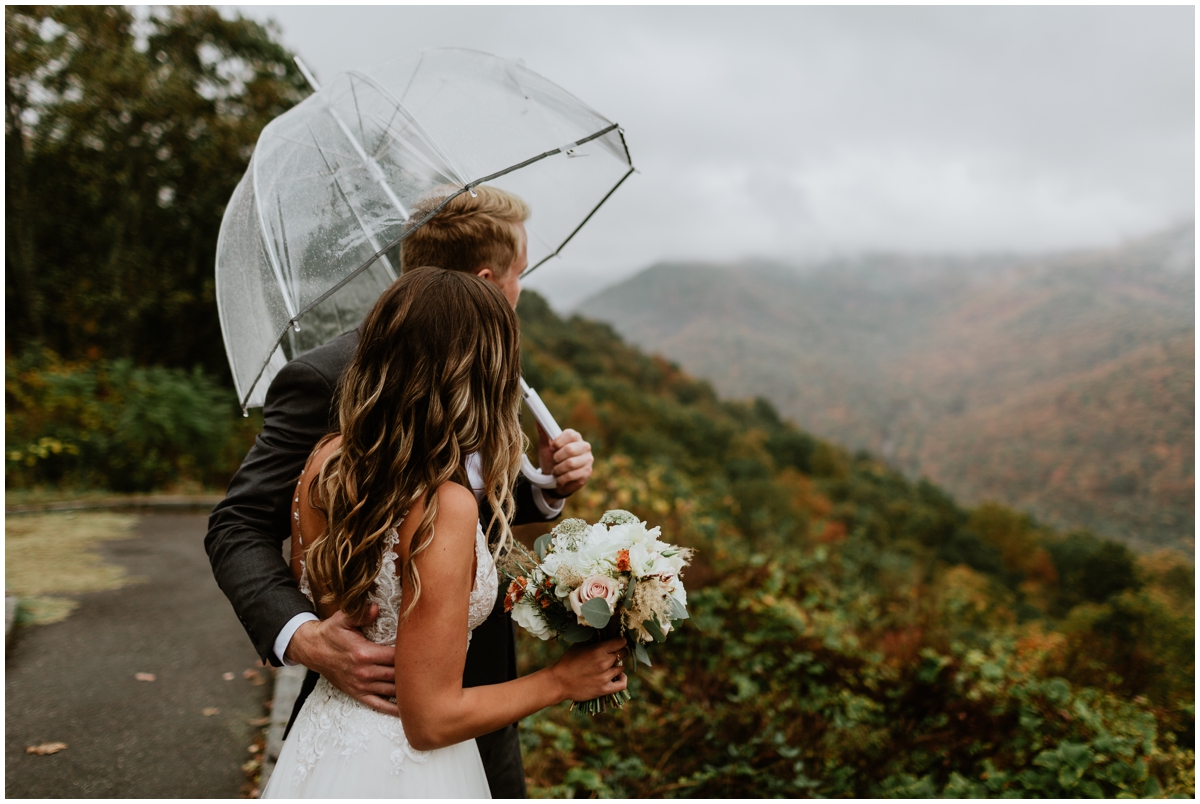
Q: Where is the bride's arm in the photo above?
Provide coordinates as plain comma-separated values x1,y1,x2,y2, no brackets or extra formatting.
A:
394,482,626,751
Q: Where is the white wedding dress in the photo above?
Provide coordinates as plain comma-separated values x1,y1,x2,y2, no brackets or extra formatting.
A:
262,524,497,798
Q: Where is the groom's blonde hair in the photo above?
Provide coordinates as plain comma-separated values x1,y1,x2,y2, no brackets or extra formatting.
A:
401,185,529,277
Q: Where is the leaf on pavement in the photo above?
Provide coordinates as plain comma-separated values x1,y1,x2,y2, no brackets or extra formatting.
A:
201,707,220,716
26,742,68,755
222,672,235,681
242,669,260,679
246,716,271,727
134,672,156,682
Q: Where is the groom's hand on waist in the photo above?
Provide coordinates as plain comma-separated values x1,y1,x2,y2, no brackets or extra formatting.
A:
538,427,594,499
285,603,399,716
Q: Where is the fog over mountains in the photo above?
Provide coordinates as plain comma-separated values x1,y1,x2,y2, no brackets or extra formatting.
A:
579,222,1194,550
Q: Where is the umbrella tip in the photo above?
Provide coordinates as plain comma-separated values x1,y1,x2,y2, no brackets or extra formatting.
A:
294,56,321,92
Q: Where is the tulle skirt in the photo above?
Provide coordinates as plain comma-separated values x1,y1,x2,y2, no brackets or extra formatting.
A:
262,678,491,799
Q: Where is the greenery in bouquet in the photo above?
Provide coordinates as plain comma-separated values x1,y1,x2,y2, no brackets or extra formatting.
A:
501,510,693,715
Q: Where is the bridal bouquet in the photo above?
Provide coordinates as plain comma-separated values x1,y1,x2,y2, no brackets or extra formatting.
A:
502,510,693,715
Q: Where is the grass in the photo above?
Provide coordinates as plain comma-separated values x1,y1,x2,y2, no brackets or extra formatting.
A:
6,512,140,625
5,483,223,508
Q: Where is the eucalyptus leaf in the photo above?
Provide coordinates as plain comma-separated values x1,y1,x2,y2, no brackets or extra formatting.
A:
643,616,666,643
534,534,553,561
562,624,593,643
580,597,612,629
623,576,637,604
668,596,689,620
633,641,652,667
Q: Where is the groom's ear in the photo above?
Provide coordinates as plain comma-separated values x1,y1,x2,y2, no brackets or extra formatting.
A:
474,266,495,281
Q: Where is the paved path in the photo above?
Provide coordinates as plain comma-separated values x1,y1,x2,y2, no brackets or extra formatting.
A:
5,513,270,797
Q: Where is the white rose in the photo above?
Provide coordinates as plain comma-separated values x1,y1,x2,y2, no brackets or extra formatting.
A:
512,598,553,641
568,574,620,624
648,552,679,579
628,543,654,576
575,525,624,567
609,522,660,552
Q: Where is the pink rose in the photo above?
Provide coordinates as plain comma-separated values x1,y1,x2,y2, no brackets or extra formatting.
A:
568,574,620,623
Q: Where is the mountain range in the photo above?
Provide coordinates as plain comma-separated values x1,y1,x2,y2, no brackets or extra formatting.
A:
578,222,1195,550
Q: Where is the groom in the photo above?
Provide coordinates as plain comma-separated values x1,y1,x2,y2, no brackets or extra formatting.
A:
205,186,593,798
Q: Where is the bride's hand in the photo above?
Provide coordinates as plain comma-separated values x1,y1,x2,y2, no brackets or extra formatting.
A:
549,637,629,702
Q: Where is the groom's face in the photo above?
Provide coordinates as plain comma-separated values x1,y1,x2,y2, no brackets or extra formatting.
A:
478,221,527,309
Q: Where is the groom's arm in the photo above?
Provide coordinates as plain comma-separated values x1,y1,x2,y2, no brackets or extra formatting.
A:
205,357,335,664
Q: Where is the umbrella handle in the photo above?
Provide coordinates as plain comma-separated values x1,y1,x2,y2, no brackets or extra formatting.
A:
520,378,564,490
521,456,559,490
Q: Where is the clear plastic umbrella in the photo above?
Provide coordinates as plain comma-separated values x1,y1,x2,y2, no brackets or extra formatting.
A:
215,48,633,415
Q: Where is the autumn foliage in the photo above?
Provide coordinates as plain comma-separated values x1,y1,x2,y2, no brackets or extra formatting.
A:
510,293,1193,797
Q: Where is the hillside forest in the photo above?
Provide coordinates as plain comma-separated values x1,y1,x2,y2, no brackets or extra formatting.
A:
581,230,1194,553
5,6,1195,798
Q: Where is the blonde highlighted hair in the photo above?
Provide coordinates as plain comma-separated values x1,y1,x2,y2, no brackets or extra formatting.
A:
304,266,526,621
401,185,530,277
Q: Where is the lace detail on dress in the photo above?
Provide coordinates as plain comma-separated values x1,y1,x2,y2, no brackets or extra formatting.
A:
468,526,497,635
298,560,312,604
288,677,430,785
296,525,492,639
363,528,402,645
285,516,498,787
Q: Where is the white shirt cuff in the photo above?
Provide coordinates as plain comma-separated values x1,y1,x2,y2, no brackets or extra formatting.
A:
275,611,320,666
531,486,566,518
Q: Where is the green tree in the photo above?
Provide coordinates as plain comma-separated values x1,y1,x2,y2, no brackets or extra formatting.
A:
5,6,304,377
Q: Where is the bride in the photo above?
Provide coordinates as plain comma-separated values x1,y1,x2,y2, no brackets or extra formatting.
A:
263,266,627,798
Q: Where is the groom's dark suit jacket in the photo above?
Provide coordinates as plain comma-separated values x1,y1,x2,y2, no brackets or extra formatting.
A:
205,330,550,798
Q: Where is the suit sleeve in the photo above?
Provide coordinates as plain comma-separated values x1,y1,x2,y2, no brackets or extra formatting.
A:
205,359,336,665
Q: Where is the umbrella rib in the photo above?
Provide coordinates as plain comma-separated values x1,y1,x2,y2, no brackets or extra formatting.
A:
617,127,634,169
275,193,299,306
264,131,355,159
350,75,368,150
346,69,471,186
307,122,400,283
240,349,279,412
522,166,636,278
373,95,406,163
466,122,622,189
250,158,299,322
325,100,410,221
370,113,454,179
350,74,390,169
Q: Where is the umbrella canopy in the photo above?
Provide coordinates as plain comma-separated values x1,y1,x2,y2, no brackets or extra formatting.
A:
216,48,633,409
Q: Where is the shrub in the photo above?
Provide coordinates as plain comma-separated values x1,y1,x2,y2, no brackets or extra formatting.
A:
6,348,254,491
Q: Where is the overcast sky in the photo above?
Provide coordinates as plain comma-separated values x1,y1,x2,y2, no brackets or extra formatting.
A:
230,5,1195,308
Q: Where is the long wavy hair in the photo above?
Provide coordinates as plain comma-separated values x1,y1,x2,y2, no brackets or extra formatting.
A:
304,266,526,622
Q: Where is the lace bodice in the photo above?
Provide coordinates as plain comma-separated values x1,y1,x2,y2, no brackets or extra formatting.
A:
288,517,498,787
297,523,497,645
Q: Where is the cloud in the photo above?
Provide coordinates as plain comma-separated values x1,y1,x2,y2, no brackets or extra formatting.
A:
229,5,1194,306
